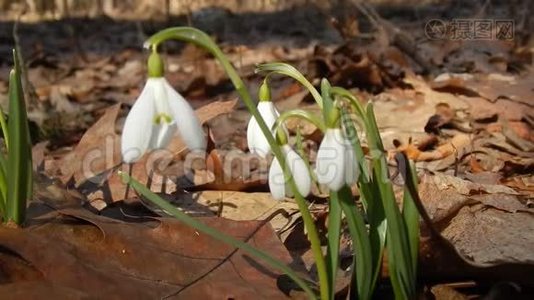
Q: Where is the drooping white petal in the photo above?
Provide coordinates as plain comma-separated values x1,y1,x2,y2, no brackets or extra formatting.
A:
121,81,156,163
268,156,286,200
284,145,311,197
344,141,359,186
315,128,346,191
162,79,206,152
268,145,311,200
247,101,279,158
246,116,259,154
149,121,178,149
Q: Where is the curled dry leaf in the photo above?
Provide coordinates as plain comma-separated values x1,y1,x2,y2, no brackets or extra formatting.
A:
397,133,471,163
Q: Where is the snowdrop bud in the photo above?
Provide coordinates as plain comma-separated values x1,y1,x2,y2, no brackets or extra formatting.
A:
315,128,347,191
268,145,311,200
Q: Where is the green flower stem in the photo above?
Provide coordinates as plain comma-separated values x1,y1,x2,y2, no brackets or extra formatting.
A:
273,109,326,134
330,86,369,145
256,63,323,108
0,105,8,150
329,87,366,122
320,79,335,128
145,27,329,300
0,151,7,214
0,87,9,212
6,49,32,225
275,127,288,145
119,171,317,299
325,192,342,299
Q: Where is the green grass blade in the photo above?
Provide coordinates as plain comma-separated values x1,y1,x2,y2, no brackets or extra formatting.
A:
325,193,342,299
119,171,317,299
337,185,373,300
6,49,32,225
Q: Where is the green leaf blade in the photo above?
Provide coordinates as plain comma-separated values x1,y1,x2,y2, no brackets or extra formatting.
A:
337,185,373,300
399,156,420,282
6,49,32,225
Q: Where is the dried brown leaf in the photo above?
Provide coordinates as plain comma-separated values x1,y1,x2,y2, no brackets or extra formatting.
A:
0,207,301,299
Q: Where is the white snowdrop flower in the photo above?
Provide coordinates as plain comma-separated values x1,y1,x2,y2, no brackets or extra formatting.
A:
315,128,353,191
268,144,311,200
121,77,206,163
247,101,280,158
